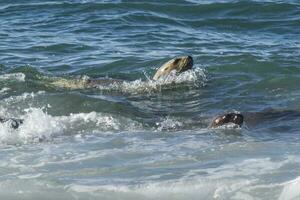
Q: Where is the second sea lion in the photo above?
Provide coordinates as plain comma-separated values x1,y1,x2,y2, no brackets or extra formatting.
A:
210,113,244,128
210,109,300,129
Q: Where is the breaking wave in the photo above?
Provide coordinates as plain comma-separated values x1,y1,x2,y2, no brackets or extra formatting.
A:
0,107,142,145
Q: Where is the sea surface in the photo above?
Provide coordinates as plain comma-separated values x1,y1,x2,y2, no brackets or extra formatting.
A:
0,0,300,199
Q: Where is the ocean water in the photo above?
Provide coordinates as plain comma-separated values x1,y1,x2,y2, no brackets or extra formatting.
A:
0,0,300,199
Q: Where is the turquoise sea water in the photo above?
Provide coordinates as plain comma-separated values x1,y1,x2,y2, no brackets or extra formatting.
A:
0,0,300,199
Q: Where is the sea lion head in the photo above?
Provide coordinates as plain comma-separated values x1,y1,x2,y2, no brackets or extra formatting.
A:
210,113,244,128
153,55,193,80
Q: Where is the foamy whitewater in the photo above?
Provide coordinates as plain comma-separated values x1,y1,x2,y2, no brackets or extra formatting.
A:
1,0,300,199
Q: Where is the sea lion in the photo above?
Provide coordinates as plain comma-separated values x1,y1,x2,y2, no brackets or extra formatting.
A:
153,55,193,80
210,109,300,129
0,117,23,129
49,56,194,89
210,113,244,128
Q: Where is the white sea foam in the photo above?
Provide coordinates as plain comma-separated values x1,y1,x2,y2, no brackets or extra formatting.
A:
0,91,46,116
67,178,255,200
1,91,45,105
0,108,141,144
0,108,65,144
279,176,300,200
156,116,183,131
66,156,299,200
0,73,25,82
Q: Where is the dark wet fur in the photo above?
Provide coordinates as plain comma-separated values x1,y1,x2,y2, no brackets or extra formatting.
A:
211,113,244,128
244,109,300,128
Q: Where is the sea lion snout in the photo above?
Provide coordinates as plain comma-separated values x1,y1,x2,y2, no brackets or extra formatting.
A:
153,55,194,80
211,113,244,128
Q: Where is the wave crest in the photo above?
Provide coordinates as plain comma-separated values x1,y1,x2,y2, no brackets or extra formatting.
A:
0,108,142,145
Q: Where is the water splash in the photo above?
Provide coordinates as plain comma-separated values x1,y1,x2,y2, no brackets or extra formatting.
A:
0,108,142,145
96,68,207,94
47,68,206,94
156,116,183,131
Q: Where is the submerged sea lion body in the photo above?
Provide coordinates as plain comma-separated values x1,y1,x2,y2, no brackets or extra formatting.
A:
210,109,300,129
50,77,91,89
50,77,124,89
244,109,300,128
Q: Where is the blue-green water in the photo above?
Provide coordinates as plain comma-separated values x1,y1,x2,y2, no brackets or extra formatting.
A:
1,0,300,199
